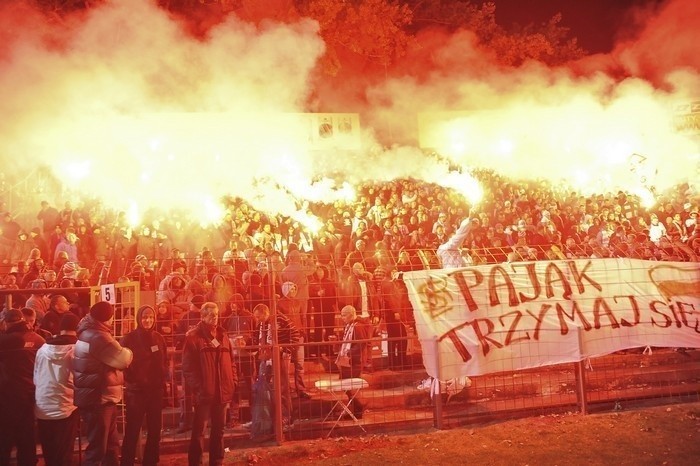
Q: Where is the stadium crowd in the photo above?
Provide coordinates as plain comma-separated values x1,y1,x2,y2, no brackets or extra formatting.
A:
1,171,699,315
0,169,699,464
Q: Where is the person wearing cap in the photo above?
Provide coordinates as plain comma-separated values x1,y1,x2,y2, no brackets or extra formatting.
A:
182,302,237,466
72,301,133,466
0,308,45,466
33,312,80,466
119,305,167,466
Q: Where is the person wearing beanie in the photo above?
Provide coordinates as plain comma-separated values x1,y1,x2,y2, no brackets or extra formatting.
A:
0,308,45,466
182,302,237,466
119,306,167,466
34,313,80,466
72,301,133,465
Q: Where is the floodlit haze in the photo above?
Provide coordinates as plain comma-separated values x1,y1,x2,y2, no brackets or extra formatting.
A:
0,0,698,223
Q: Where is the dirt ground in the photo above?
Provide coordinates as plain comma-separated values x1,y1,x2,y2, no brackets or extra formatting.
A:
159,401,700,465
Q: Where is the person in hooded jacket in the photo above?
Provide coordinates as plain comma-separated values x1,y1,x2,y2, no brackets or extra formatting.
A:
119,305,167,466
0,308,46,466
72,301,133,466
33,312,80,466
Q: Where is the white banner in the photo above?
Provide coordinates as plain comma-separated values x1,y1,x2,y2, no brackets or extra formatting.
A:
403,259,700,379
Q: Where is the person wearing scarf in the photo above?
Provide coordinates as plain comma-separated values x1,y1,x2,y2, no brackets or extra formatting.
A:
336,305,369,418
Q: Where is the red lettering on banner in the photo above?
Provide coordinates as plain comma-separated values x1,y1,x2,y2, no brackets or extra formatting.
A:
488,265,519,307
614,295,641,327
669,303,685,328
593,297,621,329
499,310,531,346
450,270,483,312
545,262,573,300
511,262,541,304
470,318,504,356
526,303,552,341
568,261,602,294
555,301,592,335
446,329,473,362
650,301,673,328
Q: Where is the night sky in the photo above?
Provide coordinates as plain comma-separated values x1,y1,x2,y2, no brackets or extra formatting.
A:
493,0,665,53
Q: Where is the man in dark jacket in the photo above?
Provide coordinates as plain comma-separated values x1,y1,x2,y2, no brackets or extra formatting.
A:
336,305,368,418
0,308,45,466
40,294,72,337
182,302,237,466
175,294,205,433
72,301,133,466
119,305,167,466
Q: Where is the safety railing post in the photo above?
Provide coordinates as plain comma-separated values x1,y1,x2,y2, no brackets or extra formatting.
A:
431,336,444,429
575,360,588,415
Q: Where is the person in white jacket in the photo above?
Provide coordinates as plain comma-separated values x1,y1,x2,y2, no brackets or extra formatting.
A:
34,312,80,466
436,217,474,268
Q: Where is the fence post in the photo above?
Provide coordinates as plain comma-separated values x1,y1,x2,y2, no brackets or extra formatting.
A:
430,336,443,429
575,361,588,415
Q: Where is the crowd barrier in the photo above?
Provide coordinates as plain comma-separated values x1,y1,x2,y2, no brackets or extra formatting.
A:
2,253,698,455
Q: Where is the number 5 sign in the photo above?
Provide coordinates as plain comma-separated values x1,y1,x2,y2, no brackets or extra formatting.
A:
101,284,116,304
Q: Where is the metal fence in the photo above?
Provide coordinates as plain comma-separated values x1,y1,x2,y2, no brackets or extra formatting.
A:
2,261,699,455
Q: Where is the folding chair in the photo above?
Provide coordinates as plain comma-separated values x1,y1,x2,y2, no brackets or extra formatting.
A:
314,377,369,437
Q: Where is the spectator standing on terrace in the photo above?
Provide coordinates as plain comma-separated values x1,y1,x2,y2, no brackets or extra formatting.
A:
437,217,474,268
54,228,79,264
432,212,449,234
374,267,408,370
41,294,73,338
278,281,310,399
281,250,314,330
1,211,21,243
30,227,50,262
37,200,61,244
0,308,45,466
22,307,51,340
648,214,667,245
309,265,338,358
34,313,80,466
252,303,298,428
11,230,33,266
335,305,367,419
120,305,167,466
25,279,50,321
72,302,133,466
182,302,237,466
175,294,204,433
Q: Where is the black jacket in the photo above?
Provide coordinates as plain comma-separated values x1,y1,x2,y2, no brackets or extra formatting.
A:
0,322,45,409
120,307,167,394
